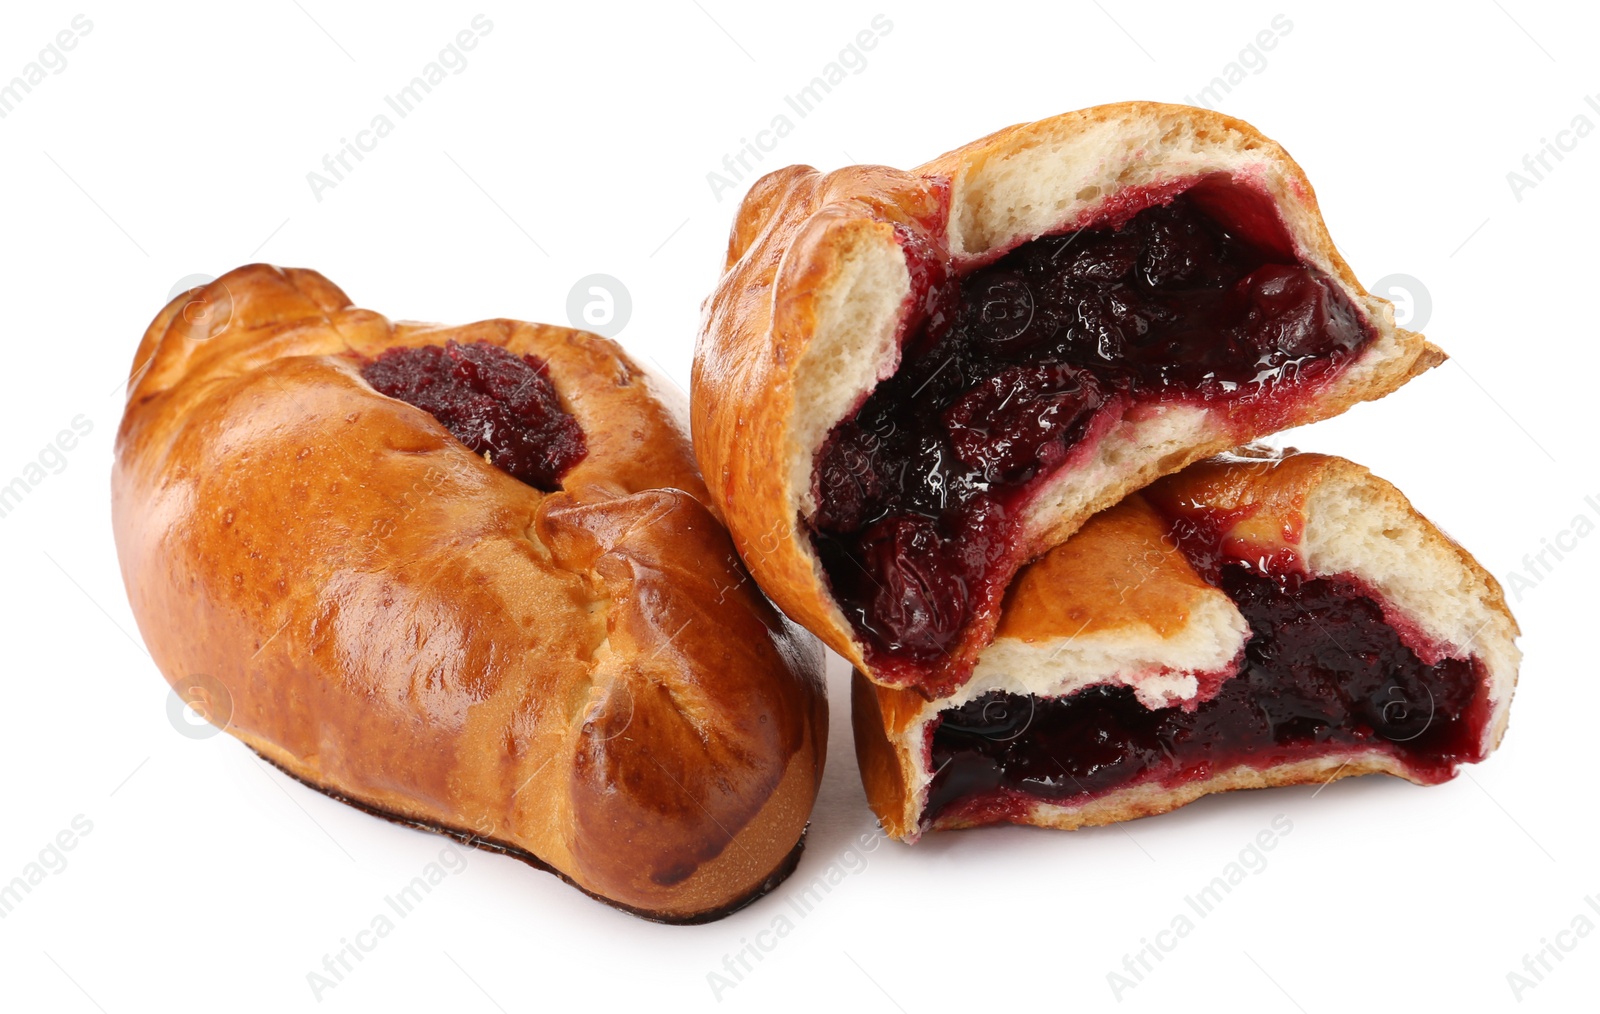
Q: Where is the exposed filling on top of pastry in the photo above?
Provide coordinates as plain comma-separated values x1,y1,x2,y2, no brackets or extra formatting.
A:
811,176,1373,679
362,340,587,490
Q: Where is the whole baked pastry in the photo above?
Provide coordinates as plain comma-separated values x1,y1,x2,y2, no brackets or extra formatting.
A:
694,102,1444,697
113,264,827,922
853,448,1519,841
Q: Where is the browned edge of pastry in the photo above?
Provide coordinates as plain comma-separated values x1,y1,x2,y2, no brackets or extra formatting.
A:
256,751,807,925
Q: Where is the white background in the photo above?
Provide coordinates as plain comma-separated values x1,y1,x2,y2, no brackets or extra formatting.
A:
1,1,1595,1010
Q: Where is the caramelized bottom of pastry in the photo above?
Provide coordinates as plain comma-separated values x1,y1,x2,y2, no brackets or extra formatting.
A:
925,566,1491,826
810,179,1371,672
362,340,586,490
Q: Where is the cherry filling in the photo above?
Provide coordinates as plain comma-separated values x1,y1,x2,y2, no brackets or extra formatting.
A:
925,565,1491,826
811,185,1372,667
361,341,587,490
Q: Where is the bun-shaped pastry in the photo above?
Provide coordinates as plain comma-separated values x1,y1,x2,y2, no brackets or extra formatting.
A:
694,102,1443,697
853,447,1518,841
113,264,827,922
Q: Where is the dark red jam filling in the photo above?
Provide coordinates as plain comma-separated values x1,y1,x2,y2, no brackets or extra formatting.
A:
361,340,586,491
811,185,1370,667
925,565,1490,826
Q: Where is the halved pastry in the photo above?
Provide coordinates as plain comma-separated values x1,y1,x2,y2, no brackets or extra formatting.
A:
852,448,1518,841
694,102,1443,697
113,264,827,922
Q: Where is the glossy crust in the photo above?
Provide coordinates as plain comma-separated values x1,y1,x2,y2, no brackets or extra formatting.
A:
854,449,1519,841
694,102,1444,697
113,264,827,922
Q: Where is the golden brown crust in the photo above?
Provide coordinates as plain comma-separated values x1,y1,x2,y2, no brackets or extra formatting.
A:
850,672,915,841
694,102,1443,698
853,448,1518,841
114,264,827,921
996,494,1216,643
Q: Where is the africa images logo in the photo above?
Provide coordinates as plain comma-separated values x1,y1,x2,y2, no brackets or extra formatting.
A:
305,15,494,201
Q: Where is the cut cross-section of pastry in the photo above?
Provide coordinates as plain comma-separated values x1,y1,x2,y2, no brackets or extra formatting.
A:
852,448,1518,841
114,264,828,922
694,102,1444,697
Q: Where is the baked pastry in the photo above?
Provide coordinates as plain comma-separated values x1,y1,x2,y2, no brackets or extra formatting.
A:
113,264,827,922
853,447,1519,840
694,102,1444,697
